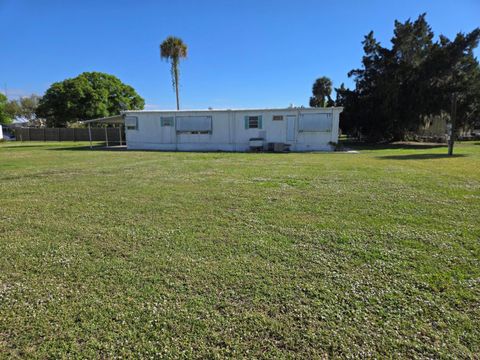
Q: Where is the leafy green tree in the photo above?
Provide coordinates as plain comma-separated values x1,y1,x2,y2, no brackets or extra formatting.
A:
4,98,20,122
5,95,42,125
342,14,480,142
160,36,188,110
309,77,334,107
36,72,145,127
420,30,480,131
19,95,41,122
0,93,13,124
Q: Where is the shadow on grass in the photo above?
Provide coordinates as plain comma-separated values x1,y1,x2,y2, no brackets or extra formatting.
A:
47,146,294,154
48,145,127,151
48,146,291,154
0,144,58,149
343,141,447,151
377,153,467,160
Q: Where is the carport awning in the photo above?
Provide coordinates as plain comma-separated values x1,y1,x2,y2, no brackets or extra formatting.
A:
81,115,124,125
81,115,125,149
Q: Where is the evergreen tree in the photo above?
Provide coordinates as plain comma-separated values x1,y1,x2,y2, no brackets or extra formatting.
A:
340,14,480,142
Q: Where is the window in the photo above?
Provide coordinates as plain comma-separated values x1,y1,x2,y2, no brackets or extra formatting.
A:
273,115,284,121
298,113,332,132
245,115,262,129
176,116,212,133
161,117,174,127
125,116,138,130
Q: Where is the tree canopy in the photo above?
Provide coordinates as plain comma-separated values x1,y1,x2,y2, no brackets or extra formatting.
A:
36,72,145,127
5,95,42,126
309,77,335,107
0,93,13,124
338,14,480,142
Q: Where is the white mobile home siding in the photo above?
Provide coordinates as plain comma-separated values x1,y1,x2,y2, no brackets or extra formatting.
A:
124,107,342,152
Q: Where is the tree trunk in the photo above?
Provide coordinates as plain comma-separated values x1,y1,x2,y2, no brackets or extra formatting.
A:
448,93,457,156
174,64,180,110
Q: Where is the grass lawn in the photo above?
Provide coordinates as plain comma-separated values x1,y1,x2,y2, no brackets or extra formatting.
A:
0,141,479,358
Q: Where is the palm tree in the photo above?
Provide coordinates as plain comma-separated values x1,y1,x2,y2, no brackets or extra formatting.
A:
160,36,188,110
309,77,333,107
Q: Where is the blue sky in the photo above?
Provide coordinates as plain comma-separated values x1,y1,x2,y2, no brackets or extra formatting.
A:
1,0,479,109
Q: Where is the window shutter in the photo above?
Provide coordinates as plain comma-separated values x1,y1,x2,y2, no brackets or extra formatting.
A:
245,116,249,129
258,115,263,129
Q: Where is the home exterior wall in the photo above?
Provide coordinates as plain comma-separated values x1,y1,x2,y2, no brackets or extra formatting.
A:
124,107,342,152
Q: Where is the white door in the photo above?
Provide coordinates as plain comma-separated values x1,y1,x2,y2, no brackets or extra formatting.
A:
162,126,175,143
160,117,175,143
286,115,296,142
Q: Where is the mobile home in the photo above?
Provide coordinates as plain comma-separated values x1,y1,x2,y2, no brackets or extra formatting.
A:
123,107,342,152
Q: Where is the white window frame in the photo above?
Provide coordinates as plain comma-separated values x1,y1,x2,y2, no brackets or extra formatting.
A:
176,116,213,134
125,116,138,130
298,113,332,132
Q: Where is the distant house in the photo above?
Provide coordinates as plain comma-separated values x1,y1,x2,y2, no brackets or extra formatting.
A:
118,107,342,152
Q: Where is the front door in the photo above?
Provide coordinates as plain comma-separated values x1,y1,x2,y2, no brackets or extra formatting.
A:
286,115,296,142
160,117,176,144
162,125,175,144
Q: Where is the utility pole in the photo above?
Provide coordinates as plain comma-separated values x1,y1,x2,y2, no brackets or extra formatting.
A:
448,93,457,156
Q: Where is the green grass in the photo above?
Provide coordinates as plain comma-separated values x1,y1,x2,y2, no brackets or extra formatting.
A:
1,141,479,358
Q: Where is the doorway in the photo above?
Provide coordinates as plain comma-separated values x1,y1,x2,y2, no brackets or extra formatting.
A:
286,115,296,142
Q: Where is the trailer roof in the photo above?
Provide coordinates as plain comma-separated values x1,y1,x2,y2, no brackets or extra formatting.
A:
123,107,343,114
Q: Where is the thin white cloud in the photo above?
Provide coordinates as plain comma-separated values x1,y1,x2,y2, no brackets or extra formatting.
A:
0,88,39,100
144,104,161,110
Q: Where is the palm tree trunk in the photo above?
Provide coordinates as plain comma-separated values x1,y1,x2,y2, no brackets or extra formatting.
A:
174,63,180,110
